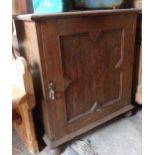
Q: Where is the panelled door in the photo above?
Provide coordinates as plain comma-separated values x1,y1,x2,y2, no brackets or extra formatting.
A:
40,13,137,139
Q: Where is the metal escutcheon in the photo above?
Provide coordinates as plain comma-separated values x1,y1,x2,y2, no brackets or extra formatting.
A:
48,82,55,100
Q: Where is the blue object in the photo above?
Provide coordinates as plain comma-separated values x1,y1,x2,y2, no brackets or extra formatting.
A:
73,0,123,8
32,0,65,14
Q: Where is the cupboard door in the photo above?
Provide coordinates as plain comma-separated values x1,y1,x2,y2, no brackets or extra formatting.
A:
60,29,124,123
40,14,137,139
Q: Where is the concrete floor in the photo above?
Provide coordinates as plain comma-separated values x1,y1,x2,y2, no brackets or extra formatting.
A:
13,110,142,155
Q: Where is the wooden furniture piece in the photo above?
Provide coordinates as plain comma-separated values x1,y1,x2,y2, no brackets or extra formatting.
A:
12,57,39,154
14,9,140,154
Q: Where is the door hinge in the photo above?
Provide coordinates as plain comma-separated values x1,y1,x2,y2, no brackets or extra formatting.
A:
48,82,55,100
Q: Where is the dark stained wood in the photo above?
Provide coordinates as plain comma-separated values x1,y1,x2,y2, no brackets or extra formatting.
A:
13,8,141,21
60,29,124,121
47,104,134,147
14,9,139,150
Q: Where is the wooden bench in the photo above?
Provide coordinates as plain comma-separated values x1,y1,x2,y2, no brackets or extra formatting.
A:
12,57,39,154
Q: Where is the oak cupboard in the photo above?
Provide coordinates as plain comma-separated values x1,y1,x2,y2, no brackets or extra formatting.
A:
14,9,140,154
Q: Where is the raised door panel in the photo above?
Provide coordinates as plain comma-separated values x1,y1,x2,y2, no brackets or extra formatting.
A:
60,29,123,123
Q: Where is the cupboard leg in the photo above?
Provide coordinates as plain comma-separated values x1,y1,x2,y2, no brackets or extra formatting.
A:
43,134,53,147
43,134,61,155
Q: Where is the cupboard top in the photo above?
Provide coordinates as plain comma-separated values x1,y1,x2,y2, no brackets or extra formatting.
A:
13,8,141,21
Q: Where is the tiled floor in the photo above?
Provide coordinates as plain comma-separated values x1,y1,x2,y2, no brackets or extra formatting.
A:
13,110,142,155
